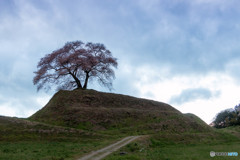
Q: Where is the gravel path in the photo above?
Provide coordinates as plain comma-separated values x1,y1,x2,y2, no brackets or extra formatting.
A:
78,136,141,160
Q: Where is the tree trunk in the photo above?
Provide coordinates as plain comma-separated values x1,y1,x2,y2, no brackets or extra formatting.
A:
76,79,83,89
69,72,83,89
83,72,89,89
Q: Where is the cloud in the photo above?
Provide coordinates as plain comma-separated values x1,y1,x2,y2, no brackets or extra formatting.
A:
170,88,220,105
1,0,240,125
0,92,50,118
130,0,240,76
2,0,239,78
224,59,240,83
132,70,240,123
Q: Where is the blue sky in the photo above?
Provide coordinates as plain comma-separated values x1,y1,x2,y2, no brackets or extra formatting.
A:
1,0,240,123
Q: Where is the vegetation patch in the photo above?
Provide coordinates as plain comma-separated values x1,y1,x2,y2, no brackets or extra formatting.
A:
105,130,240,160
2,90,239,160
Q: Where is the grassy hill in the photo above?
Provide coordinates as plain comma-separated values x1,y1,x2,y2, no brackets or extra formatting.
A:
0,116,120,160
2,89,238,160
29,89,212,135
0,115,94,141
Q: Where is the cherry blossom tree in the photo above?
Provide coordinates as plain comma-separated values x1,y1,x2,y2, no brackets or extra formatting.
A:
33,41,118,91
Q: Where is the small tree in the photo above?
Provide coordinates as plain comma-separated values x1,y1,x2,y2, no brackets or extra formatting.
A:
33,41,118,91
213,108,236,128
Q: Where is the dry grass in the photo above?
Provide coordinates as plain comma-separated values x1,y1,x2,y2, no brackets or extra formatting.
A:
29,89,212,135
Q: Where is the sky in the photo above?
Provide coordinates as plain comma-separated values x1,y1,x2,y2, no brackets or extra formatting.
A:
1,0,240,124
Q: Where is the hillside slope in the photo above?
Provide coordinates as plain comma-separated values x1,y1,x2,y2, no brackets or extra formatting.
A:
0,116,119,160
30,89,212,134
0,115,95,141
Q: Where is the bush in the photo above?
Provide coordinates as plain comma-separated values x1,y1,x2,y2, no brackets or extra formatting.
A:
213,106,240,128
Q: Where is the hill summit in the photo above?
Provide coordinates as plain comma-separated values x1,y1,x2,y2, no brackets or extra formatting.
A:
30,89,211,134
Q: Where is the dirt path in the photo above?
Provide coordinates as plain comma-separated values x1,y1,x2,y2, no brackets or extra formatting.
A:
78,136,141,160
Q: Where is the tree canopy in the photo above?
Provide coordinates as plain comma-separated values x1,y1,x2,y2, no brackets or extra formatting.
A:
33,41,118,91
213,104,240,128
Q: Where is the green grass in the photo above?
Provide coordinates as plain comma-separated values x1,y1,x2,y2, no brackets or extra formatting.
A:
0,141,79,160
105,143,240,160
219,125,240,138
145,143,240,160
104,130,240,160
2,90,240,160
0,116,121,160
0,138,123,160
1,118,240,160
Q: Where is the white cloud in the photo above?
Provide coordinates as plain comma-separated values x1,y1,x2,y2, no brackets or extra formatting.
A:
0,103,18,117
0,94,51,118
36,96,50,107
170,88,219,105
133,68,240,123
225,59,240,82
180,82,240,124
